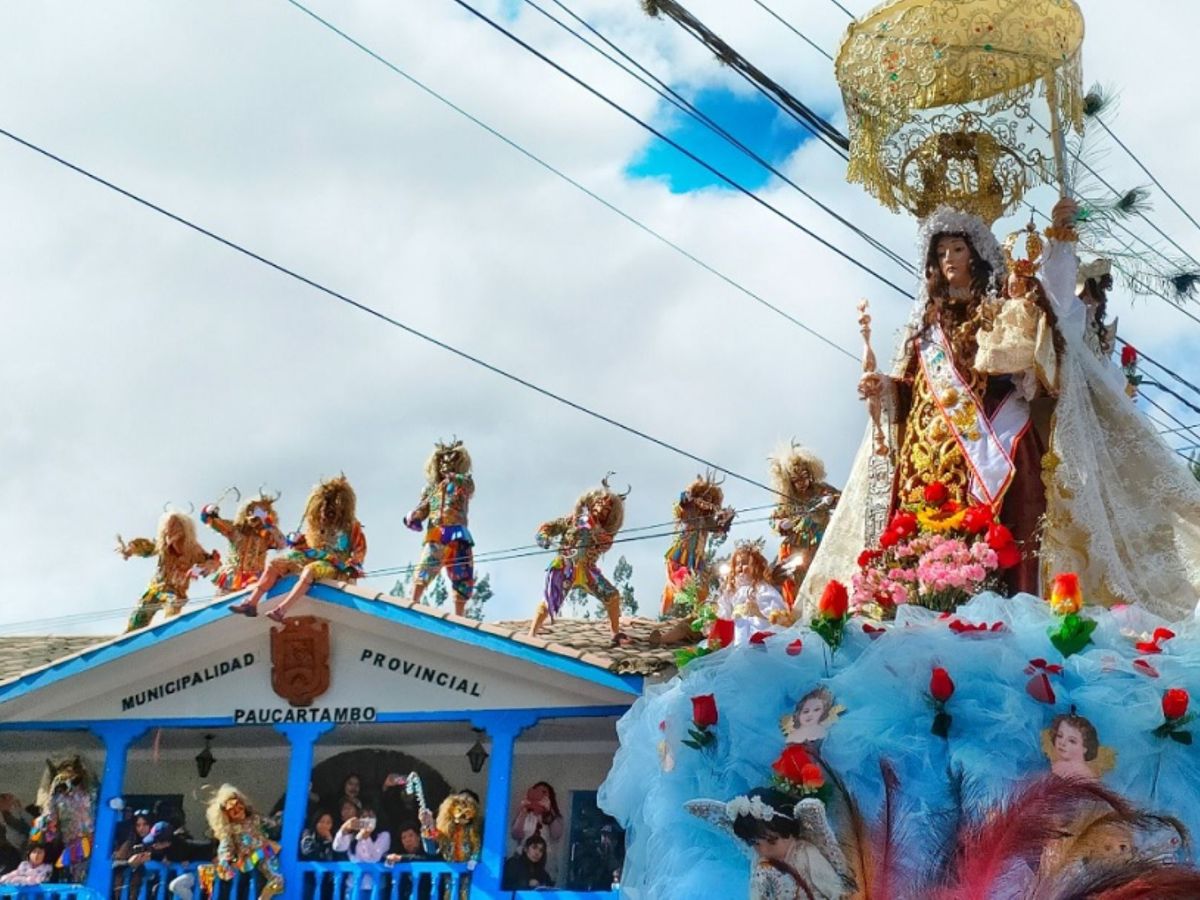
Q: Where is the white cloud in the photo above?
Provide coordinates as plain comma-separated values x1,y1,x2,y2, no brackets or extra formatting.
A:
0,0,1196,633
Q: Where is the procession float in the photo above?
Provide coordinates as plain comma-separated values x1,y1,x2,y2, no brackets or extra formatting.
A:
600,1,1200,897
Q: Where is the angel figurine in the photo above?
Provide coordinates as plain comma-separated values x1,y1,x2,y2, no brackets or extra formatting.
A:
686,788,854,900
714,541,792,646
117,508,220,632
200,488,286,595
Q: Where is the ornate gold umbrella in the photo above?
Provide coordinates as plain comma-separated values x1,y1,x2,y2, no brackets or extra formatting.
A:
835,0,1085,220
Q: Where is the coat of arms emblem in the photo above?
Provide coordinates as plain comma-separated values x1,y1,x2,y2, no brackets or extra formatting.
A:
270,615,331,707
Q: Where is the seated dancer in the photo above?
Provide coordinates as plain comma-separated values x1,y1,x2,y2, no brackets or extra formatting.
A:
403,439,475,616
661,471,736,615
767,444,840,609
530,475,630,646
200,488,286,595
117,508,220,632
714,541,792,646
230,475,365,621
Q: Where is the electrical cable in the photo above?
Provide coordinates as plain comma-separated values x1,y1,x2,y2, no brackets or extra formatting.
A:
446,0,912,297
0,125,789,496
281,0,861,362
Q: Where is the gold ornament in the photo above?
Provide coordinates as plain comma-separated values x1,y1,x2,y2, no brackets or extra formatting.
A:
835,0,1085,220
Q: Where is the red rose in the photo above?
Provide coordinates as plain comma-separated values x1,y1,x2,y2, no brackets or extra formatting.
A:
749,631,773,646
691,694,718,729
1121,345,1138,368
986,523,1015,551
879,528,900,549
890,512,919,539
995,543,1022,569
857,548,881,568
923,482,950,507
799,763,825,790
818,580,849,619
962,505,993,534
709,618,734,648
930,667,955,702
1163,688,1190,721
771,743,816,783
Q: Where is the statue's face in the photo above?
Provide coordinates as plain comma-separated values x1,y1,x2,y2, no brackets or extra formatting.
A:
936,236,973,289
224,797,247,823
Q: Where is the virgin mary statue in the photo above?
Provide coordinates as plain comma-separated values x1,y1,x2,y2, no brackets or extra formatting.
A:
801,192,1200,619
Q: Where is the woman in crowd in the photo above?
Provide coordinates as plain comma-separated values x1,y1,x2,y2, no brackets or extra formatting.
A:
502,835,555,891
333,806,390,897
0,842,51,886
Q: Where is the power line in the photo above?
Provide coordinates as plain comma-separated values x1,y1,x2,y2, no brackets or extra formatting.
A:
0,125,787,496
282,0,858,362
446,0,912,297
1140,392,1200,447
529,0,914,274
1092,116,1200,239
748,0,832,62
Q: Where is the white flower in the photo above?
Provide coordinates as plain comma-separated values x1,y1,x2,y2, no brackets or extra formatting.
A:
725,795,780,823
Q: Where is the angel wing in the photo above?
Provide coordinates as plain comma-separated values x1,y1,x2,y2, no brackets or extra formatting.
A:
684,799,753,859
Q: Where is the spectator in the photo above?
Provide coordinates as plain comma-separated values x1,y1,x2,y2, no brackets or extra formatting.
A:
386,823,435,900
112,811,154,898
0,843,51,886
339,799,361,827
502,835,554,891
510,782,563,845
333,806,390,896
0,794,32,842
338,773,365,812
300,810,345,900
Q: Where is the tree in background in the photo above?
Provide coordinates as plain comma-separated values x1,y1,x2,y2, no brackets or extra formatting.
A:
391,570,491,621
566,555,639,619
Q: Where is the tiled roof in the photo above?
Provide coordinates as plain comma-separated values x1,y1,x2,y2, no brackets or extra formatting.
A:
0,635,110,683
0,583,676,688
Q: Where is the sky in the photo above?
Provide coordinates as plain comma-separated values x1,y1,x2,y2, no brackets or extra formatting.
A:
1,0,1197,635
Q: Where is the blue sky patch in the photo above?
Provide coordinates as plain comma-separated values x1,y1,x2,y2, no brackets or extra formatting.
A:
626,87,814,192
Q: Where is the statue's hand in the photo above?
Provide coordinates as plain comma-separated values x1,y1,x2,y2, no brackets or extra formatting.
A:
858,372,887,401
1051,196,1078,231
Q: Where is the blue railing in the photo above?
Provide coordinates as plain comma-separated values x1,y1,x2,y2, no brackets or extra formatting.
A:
298,861,468,900
0,887,103,900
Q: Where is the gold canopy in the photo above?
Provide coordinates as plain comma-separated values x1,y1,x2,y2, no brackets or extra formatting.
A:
835,0,1085,220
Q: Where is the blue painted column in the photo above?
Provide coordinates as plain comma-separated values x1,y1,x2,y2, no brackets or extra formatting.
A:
469,711,538,898
275,722,334,894
86,722,148,895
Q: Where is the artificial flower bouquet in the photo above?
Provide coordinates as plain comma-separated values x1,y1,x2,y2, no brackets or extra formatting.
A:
850,481,1018,617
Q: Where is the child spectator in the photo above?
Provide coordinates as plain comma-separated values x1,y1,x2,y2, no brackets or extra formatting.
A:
502,835,555,891
0,843,51,885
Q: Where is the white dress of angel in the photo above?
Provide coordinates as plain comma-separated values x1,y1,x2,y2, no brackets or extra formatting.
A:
686,795,852,900
801,205,1200,618
716,576,791,645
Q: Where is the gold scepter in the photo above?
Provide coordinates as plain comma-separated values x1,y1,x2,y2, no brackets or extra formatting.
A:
858,299,888,457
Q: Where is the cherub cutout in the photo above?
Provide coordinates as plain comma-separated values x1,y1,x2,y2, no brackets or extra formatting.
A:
1041,712,1116,782
780,686,844,752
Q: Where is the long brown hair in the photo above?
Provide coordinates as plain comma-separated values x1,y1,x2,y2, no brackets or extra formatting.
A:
924,231,996,301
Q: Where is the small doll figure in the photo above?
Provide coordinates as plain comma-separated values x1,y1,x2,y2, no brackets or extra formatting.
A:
768,445,840,610
118,508,220,632
530,475,630,646
201,488,286,595
1043,711,1114,782
687,788,853,900
205,784,282,900
715,541,792,646
230,475,366,622
781,686,841,752
661,471,735,615
404,439,476,616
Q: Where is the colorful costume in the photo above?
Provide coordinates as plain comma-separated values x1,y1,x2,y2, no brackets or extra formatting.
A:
531,476,629,642
205,785,282,900
201,492,286,594
768,447,839,611
661,473,735,615
118,511,219,632
405,440,476,613
33,756,95,884
231,475,366,620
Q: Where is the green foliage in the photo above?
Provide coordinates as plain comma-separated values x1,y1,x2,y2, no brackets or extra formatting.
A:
390,569,491,622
